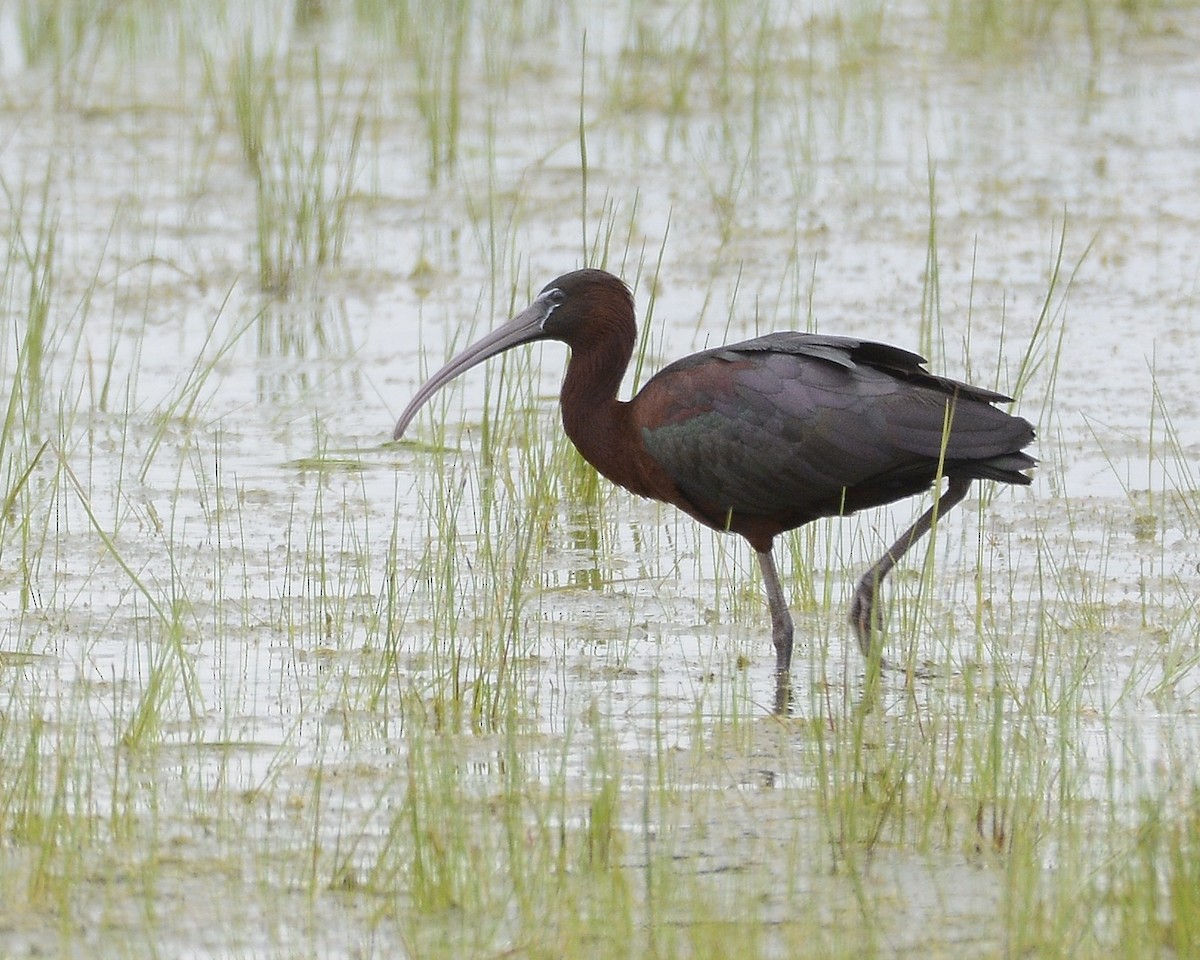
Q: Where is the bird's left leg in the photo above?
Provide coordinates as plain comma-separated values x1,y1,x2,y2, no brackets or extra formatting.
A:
756,548,795,713
849,476,973,665
756,547,794,678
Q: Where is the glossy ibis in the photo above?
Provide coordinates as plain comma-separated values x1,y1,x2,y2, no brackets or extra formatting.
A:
392,269,1034,685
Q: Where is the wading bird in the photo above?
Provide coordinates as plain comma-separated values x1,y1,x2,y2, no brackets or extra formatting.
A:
392,269,1034,692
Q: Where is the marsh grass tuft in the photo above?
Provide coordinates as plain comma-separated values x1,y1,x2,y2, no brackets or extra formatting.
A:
941,0,1176,65
226,38,366,294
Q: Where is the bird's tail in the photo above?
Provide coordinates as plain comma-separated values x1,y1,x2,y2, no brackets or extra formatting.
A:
957,451,1037,485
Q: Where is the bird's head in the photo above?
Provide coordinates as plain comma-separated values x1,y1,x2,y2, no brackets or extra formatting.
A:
392,269,632,441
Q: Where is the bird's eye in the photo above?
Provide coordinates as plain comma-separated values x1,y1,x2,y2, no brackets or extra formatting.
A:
537,287,566,321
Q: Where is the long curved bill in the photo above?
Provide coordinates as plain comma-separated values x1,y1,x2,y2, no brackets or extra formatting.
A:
392,288,561,441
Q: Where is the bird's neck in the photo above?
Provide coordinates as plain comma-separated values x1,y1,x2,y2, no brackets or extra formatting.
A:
558,320,653,497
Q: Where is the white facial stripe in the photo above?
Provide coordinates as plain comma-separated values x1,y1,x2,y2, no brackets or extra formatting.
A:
537,287,564,326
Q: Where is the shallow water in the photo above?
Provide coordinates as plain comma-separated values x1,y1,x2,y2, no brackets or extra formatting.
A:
1,1,1199,956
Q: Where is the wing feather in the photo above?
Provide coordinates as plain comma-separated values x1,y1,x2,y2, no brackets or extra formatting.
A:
638,334,1033,524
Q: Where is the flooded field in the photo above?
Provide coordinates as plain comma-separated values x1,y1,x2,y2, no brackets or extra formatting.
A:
1,0,1198,956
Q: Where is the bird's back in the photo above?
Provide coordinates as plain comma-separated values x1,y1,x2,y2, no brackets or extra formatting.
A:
634,333,1034,537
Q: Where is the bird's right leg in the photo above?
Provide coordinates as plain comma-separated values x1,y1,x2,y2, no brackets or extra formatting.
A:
850,476,973,665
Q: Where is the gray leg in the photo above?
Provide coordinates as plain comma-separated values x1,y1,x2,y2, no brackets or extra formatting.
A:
756,548,794,677
849,476,973,664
